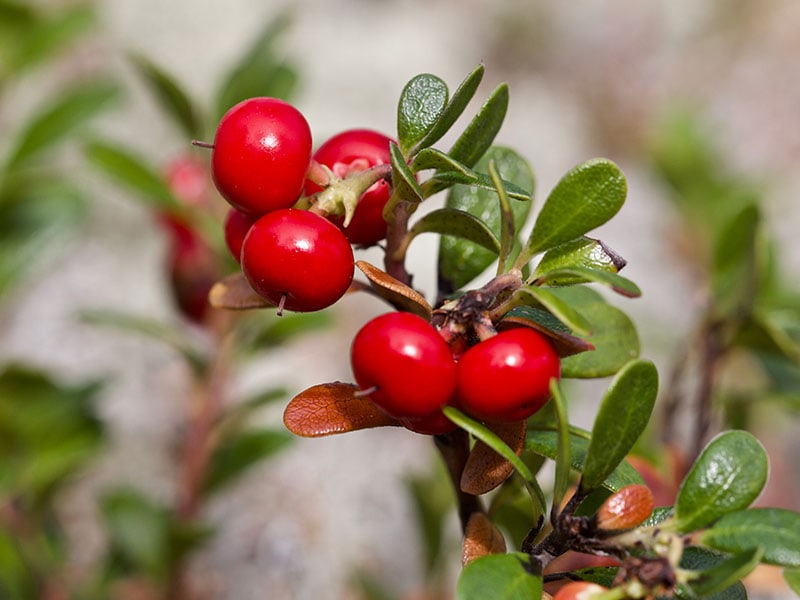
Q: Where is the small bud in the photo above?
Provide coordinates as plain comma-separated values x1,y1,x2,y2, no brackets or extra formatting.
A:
553,581,607,600
596,484,654,531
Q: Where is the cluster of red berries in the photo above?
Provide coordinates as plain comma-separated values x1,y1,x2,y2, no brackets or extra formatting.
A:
211,96,394,312
350,312,561,434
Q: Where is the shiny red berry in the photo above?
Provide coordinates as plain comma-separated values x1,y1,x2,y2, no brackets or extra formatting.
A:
305,129,393,245
595,484,655,531
351,312,457,420
223,207,256,263
455,328,560,423
553,581,608,600
240,208,354,312
212,97,312,216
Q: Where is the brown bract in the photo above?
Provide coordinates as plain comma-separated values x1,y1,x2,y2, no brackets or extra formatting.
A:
208,272,272,310
355,260,432,320
462,512,507,566
461,420,526,495
283,382,400,437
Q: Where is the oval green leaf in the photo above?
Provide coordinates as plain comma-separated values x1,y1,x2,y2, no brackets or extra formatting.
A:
397,73,448,155
84,140,181,211
675,430,768,533
389,141,424,202
580,359,658,493
448,83,509,169
553,286,641,379
457,553,541,600
7,81,119,170
689,546,763,597
131,52,203,139
534,237,626,279
409,208,500,254
411,64,484,154
514,286,592,337
699,508,800,567
536,266,641,298
525,428,644,493
524,159,626,257
438,146,534,293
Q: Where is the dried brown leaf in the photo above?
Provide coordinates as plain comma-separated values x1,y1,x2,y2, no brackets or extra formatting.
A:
208,273,271,310
355,260,432,319
462,512,507,566
461,420,526,495
283,382,400,437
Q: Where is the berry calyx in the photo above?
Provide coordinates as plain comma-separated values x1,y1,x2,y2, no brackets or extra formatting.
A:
455,328,561,423
351,312,457,420
240,208,354,313
212,97,312,216
305,128,393,245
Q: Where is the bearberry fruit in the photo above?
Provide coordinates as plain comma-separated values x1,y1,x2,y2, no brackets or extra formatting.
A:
351,312,457,420
212,97,312,216
240,208,353,312
397,411,457,436
223,207,256,263
305,129,393,245
455,328,560,423
595,484,654,531
552,581,608,600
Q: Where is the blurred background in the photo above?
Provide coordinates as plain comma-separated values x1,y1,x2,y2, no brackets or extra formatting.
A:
0,0,799,598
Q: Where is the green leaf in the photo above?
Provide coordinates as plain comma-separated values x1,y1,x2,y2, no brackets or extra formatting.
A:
554,286,641,379
448,83,509,169
389,141,423,203
680,546,749,600
6,81,119,169
550,381,571,514
101,489,171,580
410,64,484,154
408,208,500,254
689,546,763,596
457,553,541,600
675,430,768,533
438,146,534,293
521,159,627,260
425,169,532,201
443,408,533,482
535,266,641,298
699,508,800,567
204,429,292,494
534,236,626,280
397,73,448,155
0,180,86,304
580,360,658,493
7,4,94,75
213,11,298,120
711,202,762,320
79,309,208,374
526,428,644,493
84,139,181,211
785,567,800,595
514,286,593,337
130,52,203,139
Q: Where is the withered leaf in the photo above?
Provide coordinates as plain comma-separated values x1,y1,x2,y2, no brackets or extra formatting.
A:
461,420,526,495
355,261,432,320
462,512,507,566
208,273,271,310
283,382,400,437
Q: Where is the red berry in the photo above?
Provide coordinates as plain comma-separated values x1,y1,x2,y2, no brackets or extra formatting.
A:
553,581,607,600
305,129,393,245
398,411,457,435
455,328,560,423
165,155,211,207
351,312,457,420
212,97,312,216
223,207,256,263
240,208,353,312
